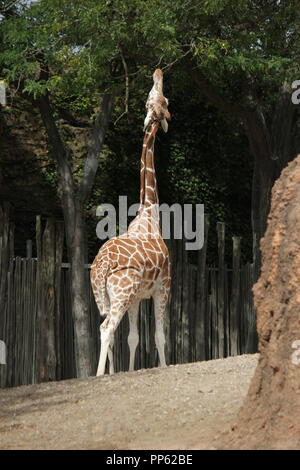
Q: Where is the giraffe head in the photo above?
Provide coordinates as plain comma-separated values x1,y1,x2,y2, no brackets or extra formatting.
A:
144,68,171,133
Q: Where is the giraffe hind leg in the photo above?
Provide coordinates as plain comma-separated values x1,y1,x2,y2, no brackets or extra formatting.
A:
127,301,140,371
96,317,111,376
97,316,119,376
96,269,142,376
108,343,114,374
153,290,169,368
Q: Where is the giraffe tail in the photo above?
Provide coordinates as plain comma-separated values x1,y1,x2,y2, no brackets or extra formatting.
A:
91,260,110,317
100,260,111,317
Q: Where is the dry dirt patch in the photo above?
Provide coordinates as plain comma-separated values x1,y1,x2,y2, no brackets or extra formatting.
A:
0,354,258,450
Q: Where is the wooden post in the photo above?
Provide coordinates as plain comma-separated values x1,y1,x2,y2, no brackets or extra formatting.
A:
252,231,260,282
195,214,210,361
217,222,226,358
224,263,230,357
245,263,258,353
210,268,218,359
5,267,13,387
26,240,32,259
164,237,172,366
0,203,11,312
0,203,12,388
34,216,42,383
28,258,37,384
54,221,64,380
60,266,75,379
182,235,190,363
168,236,177,365
42,219,57,381
230,236,241,356
9,223,15,260
36,217,58,382
172,239,183,363
14,257,22,386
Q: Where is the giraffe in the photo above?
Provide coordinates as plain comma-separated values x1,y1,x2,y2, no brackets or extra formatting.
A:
90,69,171,376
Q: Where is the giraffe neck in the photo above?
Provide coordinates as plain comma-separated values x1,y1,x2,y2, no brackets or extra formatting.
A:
139,122,159,212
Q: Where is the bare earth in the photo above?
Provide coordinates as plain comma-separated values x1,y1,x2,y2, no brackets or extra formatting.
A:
0,354,258,450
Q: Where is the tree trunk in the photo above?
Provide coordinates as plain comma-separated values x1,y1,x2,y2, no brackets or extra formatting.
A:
222,154,300,449
37,92,113,378
244,86,297,273
185,56,298,270
243,109,276,273
64,198,93,377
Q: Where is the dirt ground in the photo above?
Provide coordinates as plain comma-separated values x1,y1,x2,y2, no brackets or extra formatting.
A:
0,354,258,450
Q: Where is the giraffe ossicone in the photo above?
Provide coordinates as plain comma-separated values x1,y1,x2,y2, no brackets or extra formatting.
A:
91,69,171,376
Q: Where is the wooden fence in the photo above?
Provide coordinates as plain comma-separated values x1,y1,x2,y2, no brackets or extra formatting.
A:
0,206,258,388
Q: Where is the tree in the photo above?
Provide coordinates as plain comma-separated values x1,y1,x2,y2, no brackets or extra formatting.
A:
0,0,114,377
37,92,113,378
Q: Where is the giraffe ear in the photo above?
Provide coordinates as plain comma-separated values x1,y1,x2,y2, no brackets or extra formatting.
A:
161,118,168,133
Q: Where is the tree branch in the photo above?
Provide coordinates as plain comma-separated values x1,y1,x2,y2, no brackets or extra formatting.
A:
36,93,75,199
270,81,297,169
114,49,129,125
57,108,91,128
183,54,254,119
79,92,114,203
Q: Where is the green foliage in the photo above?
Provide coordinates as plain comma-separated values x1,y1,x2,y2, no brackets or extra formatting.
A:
1,0,299,262
1,0,299,110
22,79,46,99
